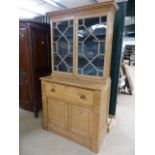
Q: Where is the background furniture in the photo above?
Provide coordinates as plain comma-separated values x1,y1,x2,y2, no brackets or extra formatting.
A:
41,1,118,152
122,45,135,65
119,64,134,94
19,20,51,117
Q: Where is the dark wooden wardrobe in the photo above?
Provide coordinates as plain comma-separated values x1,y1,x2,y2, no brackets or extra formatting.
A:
19,20,51,117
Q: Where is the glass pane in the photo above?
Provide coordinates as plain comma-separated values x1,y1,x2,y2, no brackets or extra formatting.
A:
85,17,100,30
83,35,98,60
57,20,68,32
92,56,104,70
98,71,103,76
79,19,83,26
78,16,107,77
58,37,68,58
78,56,89,69
53,28,61,41
100,42,105,54
78,42,83,54
58,62,68,72
69,20,73,26
64,54,73,67
83,64,97,76
53,19,74,73
78,26,89,41
64,27,73,41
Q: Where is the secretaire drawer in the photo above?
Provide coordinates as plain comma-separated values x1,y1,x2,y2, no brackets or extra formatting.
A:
45,82,94,106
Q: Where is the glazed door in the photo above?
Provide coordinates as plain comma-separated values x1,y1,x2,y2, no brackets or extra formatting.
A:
77,16,107,77
19,28,32,110
52,19,74,73
47,99,68,129
68,105,92,138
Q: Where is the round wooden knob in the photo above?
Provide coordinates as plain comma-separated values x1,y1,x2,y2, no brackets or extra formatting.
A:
50,88,55,92
80,95,86,100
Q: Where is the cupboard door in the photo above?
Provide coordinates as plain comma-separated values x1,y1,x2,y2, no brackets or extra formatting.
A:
31,30,51,110
69,105,92,138
19,28,33,110
52,19,74,73
48,99,67,129
77,16,107,77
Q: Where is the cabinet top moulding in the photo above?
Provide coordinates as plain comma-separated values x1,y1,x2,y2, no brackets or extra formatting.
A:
47,0,118,19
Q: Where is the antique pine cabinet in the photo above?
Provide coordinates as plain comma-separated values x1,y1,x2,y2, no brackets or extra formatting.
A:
41,0,118,152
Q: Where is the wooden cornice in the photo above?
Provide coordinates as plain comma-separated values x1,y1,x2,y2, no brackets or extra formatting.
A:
47,0,119,17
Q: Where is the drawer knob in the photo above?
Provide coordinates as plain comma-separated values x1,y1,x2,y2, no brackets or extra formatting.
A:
50,88,55,92
80,95,86,100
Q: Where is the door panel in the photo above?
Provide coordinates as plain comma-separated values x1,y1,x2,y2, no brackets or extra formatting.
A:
52,19,74,73
31,31,51,109
69,105,92,138
77,16,107,77
32,33,51,72
19,28,32,109
48,99,67,129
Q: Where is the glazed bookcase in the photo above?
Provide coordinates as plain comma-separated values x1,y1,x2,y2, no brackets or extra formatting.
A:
41,0,118,152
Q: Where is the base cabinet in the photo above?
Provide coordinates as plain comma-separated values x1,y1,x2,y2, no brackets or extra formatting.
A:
47,99,92,138
41,76,111,152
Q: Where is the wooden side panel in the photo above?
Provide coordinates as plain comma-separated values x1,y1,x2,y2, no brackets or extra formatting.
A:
68,105,92,138
98,80,111,147
90,91,101,142
106,81,111,123
47,99,68,129
103,11,115,78
41,81,48,129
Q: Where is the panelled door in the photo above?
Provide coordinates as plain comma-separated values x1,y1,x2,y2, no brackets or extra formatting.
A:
47,98,93,138
19,28,32,110
68,105,93,138
47,99,68,129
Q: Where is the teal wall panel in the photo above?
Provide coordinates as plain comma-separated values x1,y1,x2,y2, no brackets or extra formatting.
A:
109,2,127,116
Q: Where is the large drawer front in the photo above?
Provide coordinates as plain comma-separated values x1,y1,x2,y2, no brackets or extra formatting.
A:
46,83,94,106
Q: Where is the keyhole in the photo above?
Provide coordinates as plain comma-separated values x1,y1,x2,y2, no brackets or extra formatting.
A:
41,41,44,45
